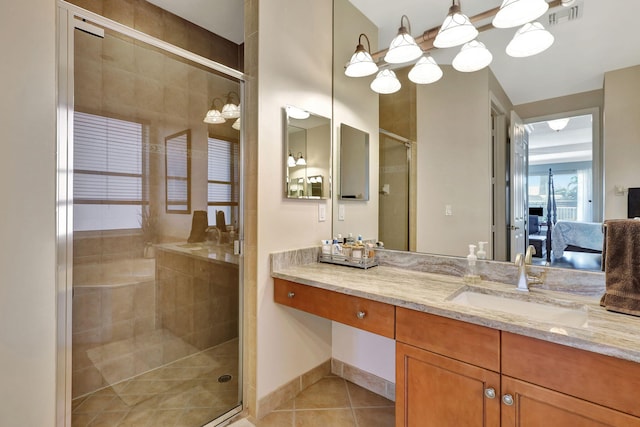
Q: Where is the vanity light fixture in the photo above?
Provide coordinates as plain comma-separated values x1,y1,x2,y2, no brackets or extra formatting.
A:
384,15,423,64
345,33,379,77
408,54,443,84
492,0,549,29
232,117,241,131
506,21,554,57
221,92,241,119
287,152,296,168
295,152,307,166
547,117,570,131
433,0,478,49
452,40,493,72
203,98,226,124
370,69,402,94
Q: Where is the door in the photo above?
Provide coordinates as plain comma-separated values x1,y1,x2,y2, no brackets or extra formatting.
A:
63,9,244,427
509,111,528,261
501,376,640,427
396,342,500,427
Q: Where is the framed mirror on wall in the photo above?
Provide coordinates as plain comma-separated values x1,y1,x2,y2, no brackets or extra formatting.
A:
339,123,370,201
283,106,331,199
165,129,191,213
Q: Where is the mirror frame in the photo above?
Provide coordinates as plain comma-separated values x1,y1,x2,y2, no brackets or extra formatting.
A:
165,129,192,214
283,106,332,200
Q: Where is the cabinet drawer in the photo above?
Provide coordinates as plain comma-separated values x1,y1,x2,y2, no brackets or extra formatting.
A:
274,279,395,338
396,307,500,372
502,332,640,418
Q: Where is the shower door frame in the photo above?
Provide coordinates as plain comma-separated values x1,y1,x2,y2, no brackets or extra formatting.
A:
55,2,246,426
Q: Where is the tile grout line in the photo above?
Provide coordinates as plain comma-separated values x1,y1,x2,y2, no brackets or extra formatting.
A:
344,378,359,427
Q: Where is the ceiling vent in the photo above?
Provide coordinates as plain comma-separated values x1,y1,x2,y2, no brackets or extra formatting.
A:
547,2,583,26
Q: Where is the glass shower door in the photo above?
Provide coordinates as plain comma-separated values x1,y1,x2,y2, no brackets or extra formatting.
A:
69,19,242,427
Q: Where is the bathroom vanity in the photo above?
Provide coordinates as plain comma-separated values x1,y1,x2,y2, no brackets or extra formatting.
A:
272,257,640,426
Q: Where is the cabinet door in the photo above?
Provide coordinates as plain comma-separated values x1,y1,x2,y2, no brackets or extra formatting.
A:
501,376,640,427
396,342,500,427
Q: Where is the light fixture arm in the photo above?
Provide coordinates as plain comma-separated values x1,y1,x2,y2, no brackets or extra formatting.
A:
358,33,372,54
370,0,562,62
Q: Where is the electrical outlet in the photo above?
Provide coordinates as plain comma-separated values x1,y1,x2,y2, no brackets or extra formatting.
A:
318,204,326,222
445,205,453,216
338,204,345,221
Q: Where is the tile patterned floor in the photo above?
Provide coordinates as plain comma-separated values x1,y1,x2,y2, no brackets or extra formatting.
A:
71,339,239,427
252,376,395,427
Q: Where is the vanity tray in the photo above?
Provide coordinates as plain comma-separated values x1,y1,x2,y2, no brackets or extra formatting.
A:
318,253,378,269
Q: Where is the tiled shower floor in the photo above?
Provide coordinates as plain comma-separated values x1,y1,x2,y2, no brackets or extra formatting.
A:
72,339,239,427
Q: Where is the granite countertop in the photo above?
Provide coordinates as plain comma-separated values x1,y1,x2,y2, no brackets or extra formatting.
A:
272,262,640,364
156,242,239,266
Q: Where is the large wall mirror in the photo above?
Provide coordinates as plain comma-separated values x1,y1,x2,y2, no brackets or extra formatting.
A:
165,129,191,213
331,0,640,273
284,106,331,199
339,123,370,201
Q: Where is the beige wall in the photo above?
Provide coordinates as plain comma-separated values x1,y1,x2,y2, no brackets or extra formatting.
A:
416,66,494,256
256,0,334,401
0,0,57,426
603,65,640,219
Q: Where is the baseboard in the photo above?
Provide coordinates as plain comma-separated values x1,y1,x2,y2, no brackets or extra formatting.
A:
331,358,396,402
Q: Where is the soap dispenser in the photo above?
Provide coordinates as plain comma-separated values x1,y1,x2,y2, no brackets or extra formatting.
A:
477,242,488,260
464,244,481,284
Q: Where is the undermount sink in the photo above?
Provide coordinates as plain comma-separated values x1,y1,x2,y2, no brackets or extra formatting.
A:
448,288,589,329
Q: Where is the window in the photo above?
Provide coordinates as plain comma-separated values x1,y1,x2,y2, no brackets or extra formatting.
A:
73,112,145,231
208,137,238,227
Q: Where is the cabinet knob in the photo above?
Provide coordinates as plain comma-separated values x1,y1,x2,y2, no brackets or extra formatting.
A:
356,311,366,319
502,394,514,406
484,388,496,399
287,291,295,298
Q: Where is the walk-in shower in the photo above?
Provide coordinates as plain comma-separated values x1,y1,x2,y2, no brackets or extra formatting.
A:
57,2,244,426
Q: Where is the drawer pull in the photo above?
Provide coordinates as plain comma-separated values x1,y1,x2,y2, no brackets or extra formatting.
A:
502,394,514,406
484,388,496,399
287,291,295,298
356,311,366,319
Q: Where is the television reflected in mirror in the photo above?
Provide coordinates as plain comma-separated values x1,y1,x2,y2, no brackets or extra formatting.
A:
339,123,370,201
283,106,331,199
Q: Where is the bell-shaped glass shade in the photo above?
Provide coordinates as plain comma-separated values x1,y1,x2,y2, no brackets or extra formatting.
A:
203,109,226,124
433,5,479,48
492,0,549,29
384,28,423,64
408,55,443,84
296,155,307,166
232,117,241,130
506,22,554,57
370,69,402,94
345,46,378,77
287,154,296,168
286,105,310,120
221,102,240,119
452,40,493,72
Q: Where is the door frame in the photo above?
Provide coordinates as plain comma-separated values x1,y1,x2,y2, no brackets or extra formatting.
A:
55,2,246,426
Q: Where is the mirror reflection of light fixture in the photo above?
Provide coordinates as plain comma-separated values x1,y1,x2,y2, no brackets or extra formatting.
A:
287,152,296,167
232,117,241,130
345,33,378,77
408,54,443,84
547,118,570,131
492,0,549,29
370,69,401,94
203,98,226,124
433,0,478,49
384,15,423,64
286,105,310,120
221,92,241,119
296,152,306,166
452,40,493,72
506,21,554,57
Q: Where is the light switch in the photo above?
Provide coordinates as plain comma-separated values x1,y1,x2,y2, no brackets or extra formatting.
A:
338,204,345,221
318,204,326,222
445,205,453,216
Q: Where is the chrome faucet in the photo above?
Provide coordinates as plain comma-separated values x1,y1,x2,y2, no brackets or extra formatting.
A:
515,245,540,292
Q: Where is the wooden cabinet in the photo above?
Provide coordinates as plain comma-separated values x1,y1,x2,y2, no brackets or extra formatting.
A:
274,278,395,338
396,342,500,427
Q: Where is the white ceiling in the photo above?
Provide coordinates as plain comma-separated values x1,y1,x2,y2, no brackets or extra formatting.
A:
348,0,640,105
145,0,244,44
